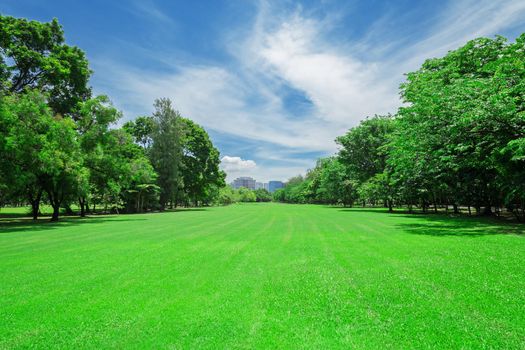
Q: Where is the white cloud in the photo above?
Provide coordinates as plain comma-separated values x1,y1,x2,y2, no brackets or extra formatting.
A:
220,156,257,172
256,15,398,123
91,0,525,182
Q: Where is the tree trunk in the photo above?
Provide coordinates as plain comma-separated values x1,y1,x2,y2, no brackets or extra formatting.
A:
51,204,60,221
29,189,43,220
46,188,63,222
31,201,39,220
79,197,86,217
388,200,393,212
468,206,471,216
136,192,141,213
453,204,459,214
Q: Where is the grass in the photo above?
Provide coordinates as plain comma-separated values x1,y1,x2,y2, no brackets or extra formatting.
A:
0,203,524,349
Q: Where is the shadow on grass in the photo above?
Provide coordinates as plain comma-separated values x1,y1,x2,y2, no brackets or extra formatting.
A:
0,215,147,234
336,207,524,236
384,214,525,237
396,215,524,237
166,208,208,212
337,207,448,215
0,212,31,219
0,207,208,234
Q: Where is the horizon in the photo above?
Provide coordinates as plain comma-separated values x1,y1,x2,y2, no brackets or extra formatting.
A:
1,0,524,182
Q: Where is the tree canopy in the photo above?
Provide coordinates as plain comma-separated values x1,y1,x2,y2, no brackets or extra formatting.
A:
0,15,225,220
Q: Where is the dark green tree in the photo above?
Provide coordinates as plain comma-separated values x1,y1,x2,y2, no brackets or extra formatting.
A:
149,98,184,209
0,15,91,115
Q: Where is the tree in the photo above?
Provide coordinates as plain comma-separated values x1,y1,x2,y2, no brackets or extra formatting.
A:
254,188,272,202
124,156,159,213
317,158,358,206
390,34,525,215
1,91,83,221
272,188,286,202
179,118,225,206
76,95,122,216
236,187,257,202
0,15,91,115
216,186,236,205
123,116,154,149
149,98,184,209
336,115,395,183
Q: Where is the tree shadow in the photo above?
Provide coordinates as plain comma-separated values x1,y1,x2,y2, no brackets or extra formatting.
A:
337,208,392,213
0,215,147,234
0,212,31,219
395,215,524,237
167,208,208,212
335,207,524,236
338,207,464,215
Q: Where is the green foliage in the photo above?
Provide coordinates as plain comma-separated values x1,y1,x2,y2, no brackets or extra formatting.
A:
149,98,184,209
1,91,84,220
179,118,225,206
236,187,257,202
0,15,91,115
216,186,237,205
336,115,394,183
123,116,154,149
0,16,224,219
254,188,272,202
273,159,358,206
387,34,525,215
324,34,525,218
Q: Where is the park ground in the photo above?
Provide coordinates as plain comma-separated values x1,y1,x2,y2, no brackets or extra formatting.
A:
0,203,524,349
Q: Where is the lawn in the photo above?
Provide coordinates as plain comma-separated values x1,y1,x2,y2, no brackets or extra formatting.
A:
0,203,524,349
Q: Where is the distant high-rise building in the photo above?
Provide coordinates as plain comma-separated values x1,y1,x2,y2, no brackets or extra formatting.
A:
255,182,264,190
268,180,284,193
263,183,269,191
231,177,256,190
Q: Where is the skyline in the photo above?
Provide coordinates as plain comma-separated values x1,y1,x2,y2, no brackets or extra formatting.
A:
1,0,524,182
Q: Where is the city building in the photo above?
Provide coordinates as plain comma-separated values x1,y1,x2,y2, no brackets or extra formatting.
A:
268,180,284,193
255,182,265,190
231,177,256,190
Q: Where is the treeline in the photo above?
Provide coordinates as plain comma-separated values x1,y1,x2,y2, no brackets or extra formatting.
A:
0,16,225,221
275,34,525,220
217,187,272,204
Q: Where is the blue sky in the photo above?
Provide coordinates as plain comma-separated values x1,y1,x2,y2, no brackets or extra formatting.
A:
1,0,524,182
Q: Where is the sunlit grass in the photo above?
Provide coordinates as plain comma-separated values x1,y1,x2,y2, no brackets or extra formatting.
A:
1,204,523,349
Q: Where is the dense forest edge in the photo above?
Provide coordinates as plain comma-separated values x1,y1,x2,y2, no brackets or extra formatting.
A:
1,15,524,221
272,34,525,222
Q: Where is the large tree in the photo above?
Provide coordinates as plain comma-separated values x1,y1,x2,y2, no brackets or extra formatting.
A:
179,118,225,206
390,34,525,215
149,98,184,209
2,91,83,221
0,15,91,115
76,95,122,216
336,115,395,182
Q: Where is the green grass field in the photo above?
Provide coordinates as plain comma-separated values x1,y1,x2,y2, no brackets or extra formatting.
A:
1,204,524,349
